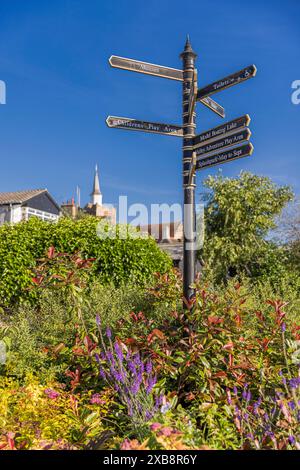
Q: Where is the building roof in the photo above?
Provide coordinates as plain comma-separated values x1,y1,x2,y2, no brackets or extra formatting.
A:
0,189,61,212
0,189,47,205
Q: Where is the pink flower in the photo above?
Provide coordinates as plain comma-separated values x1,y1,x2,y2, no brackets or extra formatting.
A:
120,439,132,450
150,422,162,432
159,427,173,437
44,388,60,400
90,393,106,405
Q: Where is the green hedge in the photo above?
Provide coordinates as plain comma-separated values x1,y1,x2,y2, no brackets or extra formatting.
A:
0,217,172,306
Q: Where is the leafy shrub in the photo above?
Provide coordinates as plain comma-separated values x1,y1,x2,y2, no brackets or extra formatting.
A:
0,217,172,307
1,259,300,449
0,282,152,381
110,273,300,448
0,375,114,450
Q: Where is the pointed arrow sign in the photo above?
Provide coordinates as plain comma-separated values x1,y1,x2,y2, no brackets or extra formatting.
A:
109,55,183,81
196,143,254,170
193,115,251,148
200,96,225,118
106,116,183,136
195,128,251,158
197,65,257,101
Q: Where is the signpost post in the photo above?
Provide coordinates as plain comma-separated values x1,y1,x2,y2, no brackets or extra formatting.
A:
106,38,257,306
181,38,197,304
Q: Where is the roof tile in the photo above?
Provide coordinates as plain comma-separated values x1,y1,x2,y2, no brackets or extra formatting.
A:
0,189,46,205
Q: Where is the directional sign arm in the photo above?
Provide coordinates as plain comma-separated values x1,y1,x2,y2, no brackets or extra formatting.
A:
196,143,254,170
109,55,183,81
106,116,183,137
193,115,251,147
195,128,251,158
199,96,225,118
197,64,257,100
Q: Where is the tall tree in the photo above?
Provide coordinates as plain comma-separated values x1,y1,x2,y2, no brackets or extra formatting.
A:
201,172,293,281
275,198,300,270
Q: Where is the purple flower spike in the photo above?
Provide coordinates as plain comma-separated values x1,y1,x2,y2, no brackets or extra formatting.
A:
128,360,136,374
133,352,141,367
281,322,286,332
155,394,164,408
114,342,124,362
288,435,296,445
131,382,140,395
146,374,157,394
289,377,300,389
106,327,112,339
113,370,124,383
96,314,101,326
145,360,152,374
106,351,113,362
288,400,296,411
94,326,161,425
95,353,100,364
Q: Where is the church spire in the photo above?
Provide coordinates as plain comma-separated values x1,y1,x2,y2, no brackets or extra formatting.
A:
91,164,102,205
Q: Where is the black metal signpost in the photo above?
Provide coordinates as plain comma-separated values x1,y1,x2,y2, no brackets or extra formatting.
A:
106,37,256,305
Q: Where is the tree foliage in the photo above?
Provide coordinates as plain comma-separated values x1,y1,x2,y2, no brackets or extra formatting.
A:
275,198,300,270
201,172,293,281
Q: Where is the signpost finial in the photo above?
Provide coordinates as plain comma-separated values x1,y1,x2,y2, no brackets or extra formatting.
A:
180,35,197,58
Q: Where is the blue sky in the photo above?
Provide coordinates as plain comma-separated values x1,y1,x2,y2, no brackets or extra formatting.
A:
0,0,299,219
